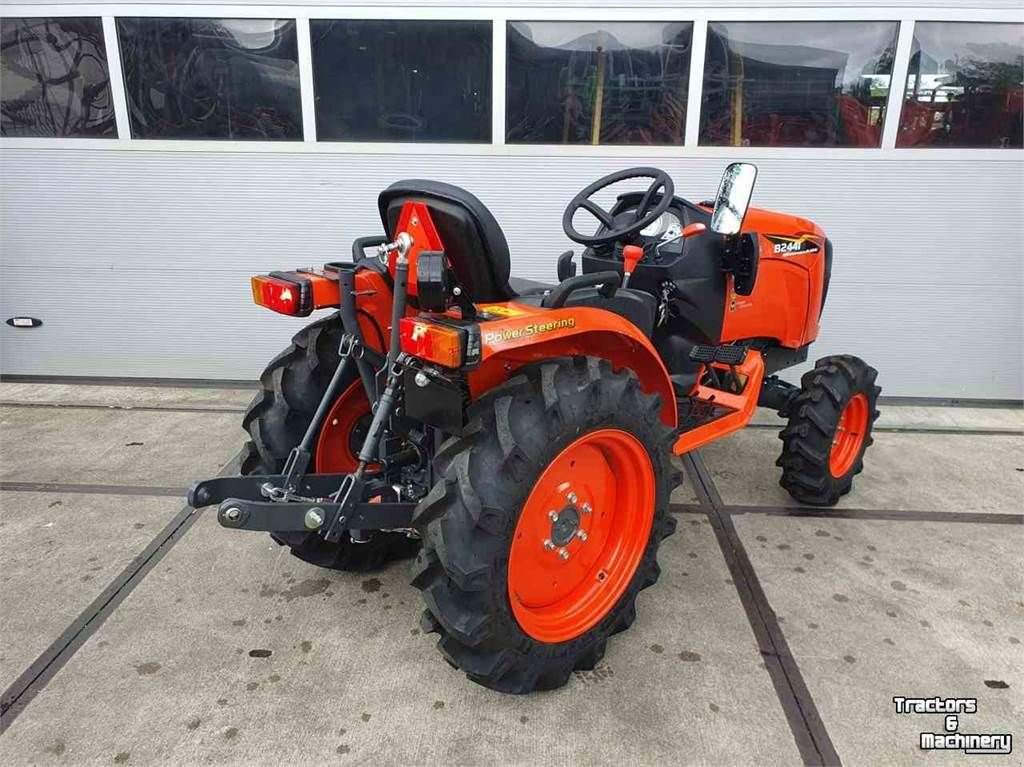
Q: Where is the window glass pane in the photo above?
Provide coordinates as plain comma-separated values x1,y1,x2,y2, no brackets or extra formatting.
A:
898,22,1022,148
507,21,693,145
1,17,116,138
311,20,491,142
117,18,302,140
701,21,899,147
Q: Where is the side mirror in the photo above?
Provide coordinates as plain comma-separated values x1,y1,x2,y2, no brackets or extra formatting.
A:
710,162,758,236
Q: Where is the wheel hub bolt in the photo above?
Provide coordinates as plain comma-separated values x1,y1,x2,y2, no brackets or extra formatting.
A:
558,548,570,560
304,507,325,530
543,539,555,551
548,510,559,522
581,503,592,514
576,530,588,542
567,492,578,504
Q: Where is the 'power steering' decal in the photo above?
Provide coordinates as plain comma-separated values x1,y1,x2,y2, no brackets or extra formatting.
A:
482,317,575,345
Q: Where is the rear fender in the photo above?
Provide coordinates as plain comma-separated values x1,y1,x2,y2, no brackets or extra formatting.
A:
467,304,677,428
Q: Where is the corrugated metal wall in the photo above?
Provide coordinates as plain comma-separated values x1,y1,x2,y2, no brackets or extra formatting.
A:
1,2,1022,398
2,149,1021,398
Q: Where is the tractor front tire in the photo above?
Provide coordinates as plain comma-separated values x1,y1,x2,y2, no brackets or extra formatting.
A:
411,357,679,694
241,314,419,571
777,355,881,506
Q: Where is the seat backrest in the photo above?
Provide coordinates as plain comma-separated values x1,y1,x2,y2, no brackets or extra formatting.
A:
378,180,512,302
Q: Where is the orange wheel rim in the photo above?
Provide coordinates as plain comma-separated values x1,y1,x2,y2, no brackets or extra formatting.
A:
315,380,373,473
507,429,655,643
829,393,869,477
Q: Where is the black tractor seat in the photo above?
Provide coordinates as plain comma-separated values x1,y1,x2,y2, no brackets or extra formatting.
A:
378,179,653,334
380,179,519,303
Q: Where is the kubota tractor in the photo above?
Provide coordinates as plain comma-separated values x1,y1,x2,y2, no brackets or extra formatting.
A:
190,163,880,693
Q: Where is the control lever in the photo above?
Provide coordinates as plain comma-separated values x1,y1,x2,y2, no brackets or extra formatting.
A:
624,222,707,288
655,222,708,255
622,245,644,288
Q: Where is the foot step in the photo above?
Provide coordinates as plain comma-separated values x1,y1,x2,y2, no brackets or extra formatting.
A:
677,396,731,433
689,344,748,365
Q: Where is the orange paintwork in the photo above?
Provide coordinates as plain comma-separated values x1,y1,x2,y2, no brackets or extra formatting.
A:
250,267,397,352
259,194,826,448
829,392,869,477
469,301,677,428
315,380,373,473
672,350,765,455
507,428,655,642
716,205,827,349
307,272,343,310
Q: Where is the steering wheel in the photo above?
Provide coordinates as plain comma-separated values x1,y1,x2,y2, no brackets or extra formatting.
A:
562,167,675,247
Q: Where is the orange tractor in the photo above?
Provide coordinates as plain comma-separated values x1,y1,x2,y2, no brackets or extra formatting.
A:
190,163,880,693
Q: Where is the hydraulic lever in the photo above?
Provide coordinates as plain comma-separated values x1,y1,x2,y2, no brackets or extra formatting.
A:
621,245,644,288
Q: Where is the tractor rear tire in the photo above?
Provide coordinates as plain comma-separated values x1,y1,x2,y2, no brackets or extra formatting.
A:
777,355,880,506
411,357,679,694
241,313,419,571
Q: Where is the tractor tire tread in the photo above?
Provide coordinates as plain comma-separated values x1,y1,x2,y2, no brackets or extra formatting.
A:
241,314,419,572
411,356,679,694
778,355,880,507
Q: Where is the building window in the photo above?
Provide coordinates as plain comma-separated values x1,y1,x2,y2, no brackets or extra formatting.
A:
700,21,899,147
898,22,1023,149
1,17,116,138
116,18,302,140
506,21,693,145
310,20,491,143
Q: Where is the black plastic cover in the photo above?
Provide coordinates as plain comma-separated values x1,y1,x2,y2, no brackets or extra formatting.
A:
403,368,467,433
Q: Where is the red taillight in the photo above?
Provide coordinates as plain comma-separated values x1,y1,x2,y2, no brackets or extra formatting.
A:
399,317,465,368
251,275,312,316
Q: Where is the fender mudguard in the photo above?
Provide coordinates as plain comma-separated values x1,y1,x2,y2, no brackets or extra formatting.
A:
467,303,677,428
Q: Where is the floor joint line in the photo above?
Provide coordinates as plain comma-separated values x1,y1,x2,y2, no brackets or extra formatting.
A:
0,449,242,734
0,482,187,497
0,401,246,415
722,505,1022,526
682,452,841,766
742,422,1022,437
670,502,1023,527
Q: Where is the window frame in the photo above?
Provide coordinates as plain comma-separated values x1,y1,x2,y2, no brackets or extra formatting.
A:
893,19,1024,149
504,19,697,147
114,16,306,141
0,15,119,138
0,3,1020,159
697,19,903,149
309,17,494,144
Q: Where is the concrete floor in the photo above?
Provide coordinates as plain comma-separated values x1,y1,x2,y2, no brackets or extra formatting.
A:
0,382,1020,765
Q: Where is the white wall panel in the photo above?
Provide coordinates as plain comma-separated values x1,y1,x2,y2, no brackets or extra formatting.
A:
1,148,1021,398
